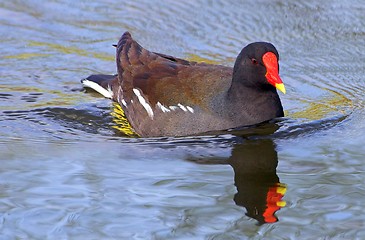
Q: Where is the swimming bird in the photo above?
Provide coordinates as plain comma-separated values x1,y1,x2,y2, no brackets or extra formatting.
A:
82,31,285,137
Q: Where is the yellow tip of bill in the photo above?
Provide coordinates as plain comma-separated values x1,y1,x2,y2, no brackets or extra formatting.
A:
277,200,287,207
275,83,286,94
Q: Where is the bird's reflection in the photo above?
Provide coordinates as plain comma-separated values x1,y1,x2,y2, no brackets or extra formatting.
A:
187,136,286,225
110,104,286,224
229,139,286,224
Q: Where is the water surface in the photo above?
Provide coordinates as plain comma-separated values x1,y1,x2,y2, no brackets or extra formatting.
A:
1,0,365,239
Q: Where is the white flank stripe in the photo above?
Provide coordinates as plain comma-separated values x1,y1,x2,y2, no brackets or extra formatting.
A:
186,106,194,113
169,106,178,111
157,102,171,113
107,86,113,98
178,103,187,112
122,99,127,107
117,93,121,103
82,80,113,99
133,88,154,118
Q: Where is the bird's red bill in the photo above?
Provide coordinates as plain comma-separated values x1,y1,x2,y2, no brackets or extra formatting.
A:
262,52,286,94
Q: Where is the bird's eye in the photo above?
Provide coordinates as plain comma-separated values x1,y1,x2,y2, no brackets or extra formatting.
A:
251,58,258,65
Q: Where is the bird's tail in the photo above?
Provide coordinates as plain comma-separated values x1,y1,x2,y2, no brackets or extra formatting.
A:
81,74,117,99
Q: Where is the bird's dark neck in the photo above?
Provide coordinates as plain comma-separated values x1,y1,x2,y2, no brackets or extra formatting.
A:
222,81,284,127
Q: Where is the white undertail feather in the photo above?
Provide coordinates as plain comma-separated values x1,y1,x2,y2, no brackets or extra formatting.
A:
133,88,154,119
82,79,113,99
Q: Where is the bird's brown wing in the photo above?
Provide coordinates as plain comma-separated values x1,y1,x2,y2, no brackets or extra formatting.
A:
115,31,232,108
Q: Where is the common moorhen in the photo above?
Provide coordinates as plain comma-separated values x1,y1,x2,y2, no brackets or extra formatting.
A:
82,32,286,137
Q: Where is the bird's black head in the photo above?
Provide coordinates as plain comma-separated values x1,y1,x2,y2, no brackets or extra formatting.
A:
233,42,285,94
